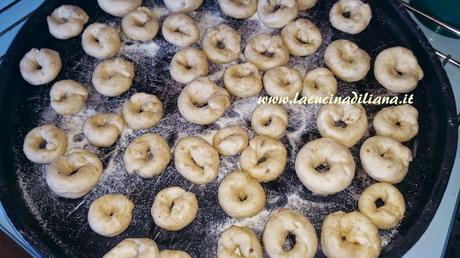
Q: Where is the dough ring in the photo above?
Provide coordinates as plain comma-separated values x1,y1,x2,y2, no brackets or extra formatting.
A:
251,104,288,139
240,135,287,182
316,103,368,147
281,18,322,56
263,66,302,98
151,186,198,231
123,133,171,178
47,5,89,40
202,24,241,64
218,0,257,19
263,208,318,258
97,0,142,17
324,39,370,82
19,48,62,85
244,33,289,71
321,211,381,258
122,93,164,130
170,48,209,84
122,7,159,42
174,136,220,184
82,23,121,59
177,77,231,125
46,149,103,199
359,182,405,229
23,124,68,164
223,62,262,98
295,138,355,195
83,113,124,147
50,80,88,116
329,0,372,35
92,58,135,97
160,250,192,258
257,0,298,29
373,104,419,142
163,0,203,13
297,0,317,10
360,135,412,184
218,171,266,218
162,13,200,48
302,67,337,98
213,126,249,156
104,238,160,258
217,225,263,258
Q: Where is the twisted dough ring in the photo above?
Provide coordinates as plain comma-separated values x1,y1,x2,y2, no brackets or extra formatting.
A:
281,18,322,57
151,186,198,231
122,7,159,42
82,23,121,59
170,48,209,84
162,13,199,48
83,113,124,147
97,0,142,17
302,67,337,98
160,250,192,258
263,66,302,98
122,93,163,130
373,104,419,142
218,0,257,19
360,136,412,184
263,209,318,258
223,62,262,98
374,46,424,93
317,103,368,148
163,0,203,13
50,80,88,116
123,133,171,178
295,138,355,195
359,182,405,229
104,238,160,258
298,0,318,10
202,24,241,64
321,211,381,258
88,194,134,237
177,77,231,125
218,171,266,218
251,104,288,139
47,5,89,40
92,58,135,97
213,126,249,156
46,149,102,199
217,226,263,258
329,0,372,35
240,135,287,182
174,136,220,184
324,39,370,82
19,48,61,85
23,124,68,164
257,0,298,29
244,33,289,71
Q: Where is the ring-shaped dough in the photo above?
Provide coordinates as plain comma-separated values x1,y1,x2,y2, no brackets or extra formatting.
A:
163,0,203,13
104,238,160,258
218,0,257,19
47,5,89,40
122,93,163,130
202,24,241,64
302,68,337,98
82,23,121,59
244,33,289,71
257,0,298,29
251,104,288,139
97,0,142,17
223,62,262,98
373,104,418,142
92,58,135,97
297,0,317,10
213,126,249,155
23,124,68,164
170,48,209,84
83,113,124,147
329,0,372,35
160,250,192,258
162,14,199,48
19,48,62,85
217,225,263,258
50,80,88,116
281,18,322,57
122,7,159,42
263,66,302,98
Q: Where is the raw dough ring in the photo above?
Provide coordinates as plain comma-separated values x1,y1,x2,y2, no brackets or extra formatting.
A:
97,0,142,17
160,250,192,258
359,182,405,229
263,208,318,258
244,33,289,71
47,5,89,40
177,77,231,125
23,124,68,164
360,136,412,184
50,80,88,116
281,18,322,56
317,103,368,148
122,7,159,42
122,93,164,130
82,23,121,59
251,104,288,139
217,225,263,258
162,13,199,48
298,0,318,10
373,104,419,142
321,211,381,258
88,194,134,237
19,48,62,85
240,135,287,182
170,48,209,84
163,0,203,13
151,186,198,231
223,62,262,98
92,58,135,97
123,133,171,178
324,39,370,82
295,138,355,195
257,0,298,29
104,238,160,258
218,171,266,218
46,149,103,199
263,66,302,98
213,126,249,156
202,24,241,64
329,0,372,35
302,67,337,98
218,0,257,19
83,113,124,147
374,46,424,93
